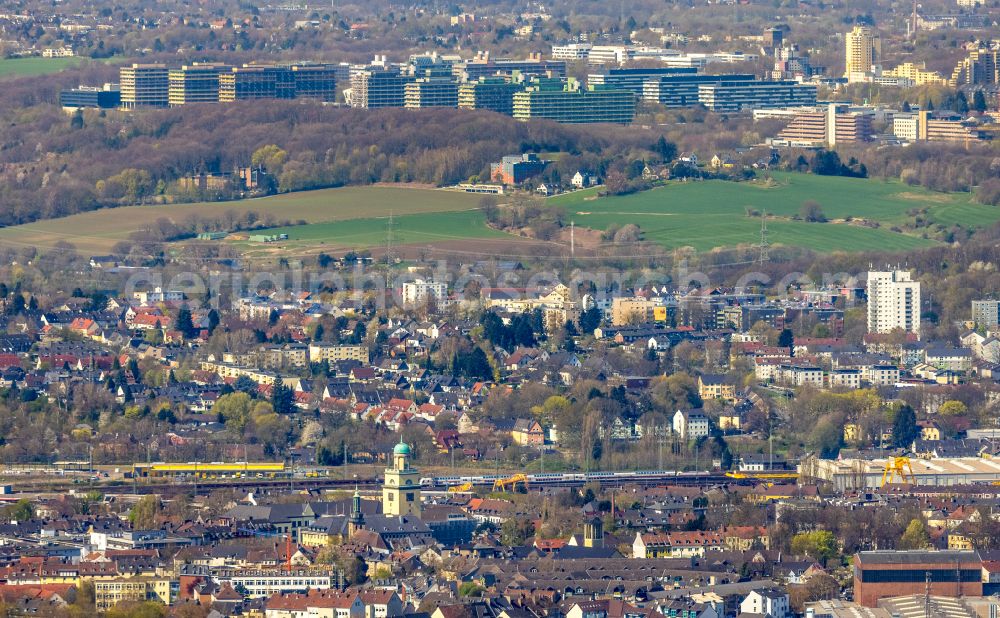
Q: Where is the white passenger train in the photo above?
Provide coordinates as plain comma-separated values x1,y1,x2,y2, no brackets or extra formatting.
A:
419,469,709,488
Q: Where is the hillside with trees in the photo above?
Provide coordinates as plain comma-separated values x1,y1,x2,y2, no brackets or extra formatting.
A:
0,93,666,226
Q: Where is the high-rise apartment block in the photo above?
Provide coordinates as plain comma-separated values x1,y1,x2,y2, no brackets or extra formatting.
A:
120,64,169,109
951,47,1000,86
972,300,1000,328
845,26,881,82
401,280,447,307
867,270,921,336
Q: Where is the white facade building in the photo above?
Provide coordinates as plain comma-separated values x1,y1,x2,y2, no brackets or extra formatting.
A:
672,409,710,440
551,43,592,60
867,270,921,337
740,590,790,618
401,279,447,307
972,300,1000,328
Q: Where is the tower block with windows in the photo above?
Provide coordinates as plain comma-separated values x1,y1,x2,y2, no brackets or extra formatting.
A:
383,441,421,517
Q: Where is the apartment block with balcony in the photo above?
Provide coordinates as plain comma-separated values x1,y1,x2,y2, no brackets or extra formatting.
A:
951,47,1000,86
308,343,369,364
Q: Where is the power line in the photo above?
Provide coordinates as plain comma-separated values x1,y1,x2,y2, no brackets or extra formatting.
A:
570,221,575,258
757,211,770,265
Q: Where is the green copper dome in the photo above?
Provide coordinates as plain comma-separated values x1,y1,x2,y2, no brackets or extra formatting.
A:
393,442,411,456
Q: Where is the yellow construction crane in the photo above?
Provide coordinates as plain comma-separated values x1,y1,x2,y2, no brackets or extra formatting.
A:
447,482,474,493
880,456,916,487
493,473,529,492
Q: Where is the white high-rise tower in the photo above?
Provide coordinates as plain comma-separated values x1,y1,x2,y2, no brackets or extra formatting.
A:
867,270,921,337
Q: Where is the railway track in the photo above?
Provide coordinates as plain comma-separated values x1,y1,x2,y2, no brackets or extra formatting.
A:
88,472,743,496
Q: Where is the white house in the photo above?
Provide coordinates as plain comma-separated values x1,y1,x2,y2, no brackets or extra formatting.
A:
132,287,184,304
673,409,710,440
740,589,790,618
571,171,594,188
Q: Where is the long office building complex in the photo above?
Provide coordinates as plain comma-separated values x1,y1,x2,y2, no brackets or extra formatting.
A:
642,73,754,107
512,81,635,124
60,84,121,109
455,53,566,81
457,78,525,114
119,64,169,109
112,52,815,121
892,111,990,143
350,67,414,108
222,63,335,101
773,104,874,147
122,62,337,107
697,80,816,112
288,64,338,100
168,63,231,106
219,65,295,101
587,67,697,96
404,78,459,108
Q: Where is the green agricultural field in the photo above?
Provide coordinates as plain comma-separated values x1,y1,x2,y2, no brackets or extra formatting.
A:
0,56,92,79
0,186,481,254
549,172,997,253
237,209,513,255
2,172,995,257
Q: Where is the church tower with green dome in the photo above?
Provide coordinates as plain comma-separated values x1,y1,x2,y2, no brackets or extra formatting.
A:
383,440,421,517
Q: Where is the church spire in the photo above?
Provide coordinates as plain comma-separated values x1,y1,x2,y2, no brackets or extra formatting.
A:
349,485,365,537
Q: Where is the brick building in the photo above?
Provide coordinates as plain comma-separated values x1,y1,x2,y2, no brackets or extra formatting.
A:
853,550,982,607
